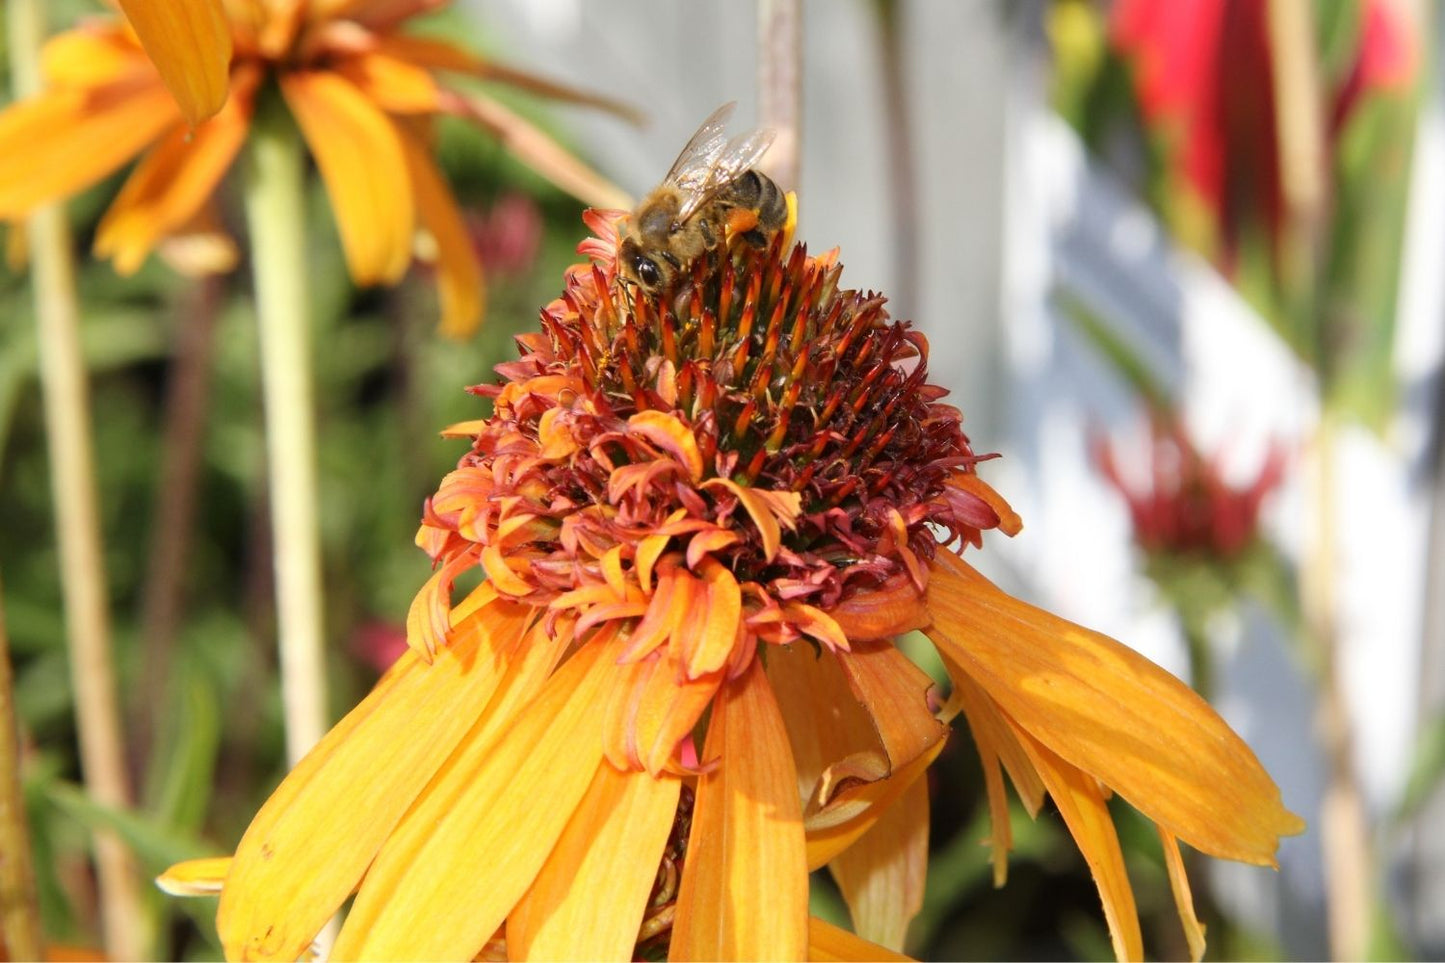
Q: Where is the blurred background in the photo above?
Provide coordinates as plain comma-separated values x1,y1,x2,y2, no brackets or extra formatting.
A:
1,0,1442,959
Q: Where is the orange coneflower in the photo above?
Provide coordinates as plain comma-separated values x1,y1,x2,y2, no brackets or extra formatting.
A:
0,0,633,335
163,210,1302,961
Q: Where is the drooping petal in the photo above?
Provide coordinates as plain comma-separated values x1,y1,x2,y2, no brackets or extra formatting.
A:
1013,725,1144,963
332,636,617,961
806,917,913,962
507,765,681,961
1160,828,1207,963
828,770,928,952
925,551,1304,864
217,598,535,961
371,33,644,123
280,70,414,285
94,68,255,274
397,125,485,337
440,89,631,210
671,662,808,961
628,410,705,482
0,77,180,219
116,0,232,125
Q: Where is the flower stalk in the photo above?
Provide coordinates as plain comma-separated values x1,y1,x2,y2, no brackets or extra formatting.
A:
6,0,145,957
0,576,42,962
243,88,329,768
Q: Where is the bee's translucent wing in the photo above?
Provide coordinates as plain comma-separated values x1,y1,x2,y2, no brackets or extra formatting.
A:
663,102,738,191
674,126,776,223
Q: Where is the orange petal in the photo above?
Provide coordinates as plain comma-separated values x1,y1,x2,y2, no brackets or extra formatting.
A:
216,598,535,961
507,766,681,961
684,557,741,678
833,637,947,768
280,70,414,285
94,71,253,274
671,662,808,961
939,655,1045,816
1013,725,1143,963
830,573,930,641
805,735,945,872
117,0,231,125
807,917,913,962
828,769,928,951
331,637,616,961
155,856,231,897
627,410,705,482
925,552,1305,864
1160,829,1207,962
701,477,788,561
396,125,485,337
0,77,180,219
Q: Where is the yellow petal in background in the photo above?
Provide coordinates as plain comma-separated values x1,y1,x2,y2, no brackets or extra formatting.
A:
397,128,485,338
925,553,1304,864
0,78,180,219
42,26,148,88
507,765,681,961
332,639,614,961
117,0,232,126
217,599,534,961
281,71,414,286
95,73,253,274
828,770,929,952
671,662,809,962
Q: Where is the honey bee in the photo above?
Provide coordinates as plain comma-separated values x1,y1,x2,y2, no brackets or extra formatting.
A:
618,102,789,294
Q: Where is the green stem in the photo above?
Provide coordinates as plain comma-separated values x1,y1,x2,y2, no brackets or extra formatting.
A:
0,575,42,962
7,0,145,957
243,91,329,768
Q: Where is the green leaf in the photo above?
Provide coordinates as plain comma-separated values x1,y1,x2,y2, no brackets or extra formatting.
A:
45,780,219,875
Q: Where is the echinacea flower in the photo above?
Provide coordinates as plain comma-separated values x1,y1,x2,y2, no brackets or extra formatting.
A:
0,0,634,335
1094,416,1286,561
164,208,1302,961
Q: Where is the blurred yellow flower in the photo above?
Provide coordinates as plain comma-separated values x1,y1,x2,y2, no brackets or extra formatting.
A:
163,210,1302,961
0,0,633,336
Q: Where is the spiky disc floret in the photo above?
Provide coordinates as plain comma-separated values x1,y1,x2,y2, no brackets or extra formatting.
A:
411,211,1019,763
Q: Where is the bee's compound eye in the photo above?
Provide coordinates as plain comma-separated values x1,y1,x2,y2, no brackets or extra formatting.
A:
634,256,661,288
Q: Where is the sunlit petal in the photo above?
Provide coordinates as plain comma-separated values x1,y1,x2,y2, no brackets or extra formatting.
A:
217,598,535,961
155,856,232,897
397,126,486,337
925,551,1304,864
507,766,681,961
671,662,808,961
332,636,616,961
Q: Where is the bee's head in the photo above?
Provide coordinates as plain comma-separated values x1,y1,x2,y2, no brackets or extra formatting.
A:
618,237,669,293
